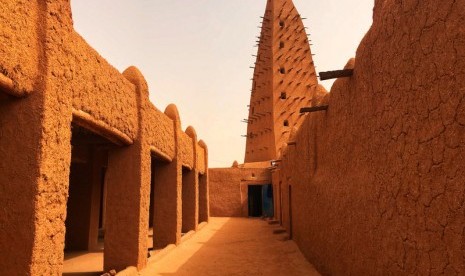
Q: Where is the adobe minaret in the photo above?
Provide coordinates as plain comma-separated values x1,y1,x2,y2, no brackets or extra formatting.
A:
244,0,319,163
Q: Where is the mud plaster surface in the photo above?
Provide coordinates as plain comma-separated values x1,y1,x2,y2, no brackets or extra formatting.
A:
277,0,465,275
209,167,271,217
244,0,326,162
0,1,208,274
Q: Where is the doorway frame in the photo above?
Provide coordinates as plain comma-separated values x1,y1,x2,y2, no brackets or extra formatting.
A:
239,180,272,217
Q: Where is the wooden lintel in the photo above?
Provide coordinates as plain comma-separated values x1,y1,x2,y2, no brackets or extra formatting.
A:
0,74,14,94
72,109,134,146
319,69,354,80
182,164,193,171
150,146,173,162
300,105,329,113
0,73,29,97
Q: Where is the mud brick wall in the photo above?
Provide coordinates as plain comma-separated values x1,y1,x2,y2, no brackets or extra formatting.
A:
278,0,465,274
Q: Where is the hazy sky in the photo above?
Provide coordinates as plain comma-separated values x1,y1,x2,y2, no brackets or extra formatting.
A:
71,0,374,167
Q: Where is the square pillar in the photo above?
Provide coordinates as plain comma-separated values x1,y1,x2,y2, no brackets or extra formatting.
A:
104,142,150,271
0,90,72,275
159,103,185,247
0,2,75,271
104,67,152,271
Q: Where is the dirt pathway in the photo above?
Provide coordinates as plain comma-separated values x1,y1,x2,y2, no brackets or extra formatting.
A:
140,217,320,276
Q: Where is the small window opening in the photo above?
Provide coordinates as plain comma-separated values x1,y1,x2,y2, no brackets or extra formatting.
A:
284,120,289,127
279,67,286,74
280,92,287,99
279,21,285,27
279,41,285,49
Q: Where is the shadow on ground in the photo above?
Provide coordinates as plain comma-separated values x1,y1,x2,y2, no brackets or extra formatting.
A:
142,217,320,276
62,272,102,276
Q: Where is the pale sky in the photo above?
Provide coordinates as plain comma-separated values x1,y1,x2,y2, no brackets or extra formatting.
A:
71,0,374,167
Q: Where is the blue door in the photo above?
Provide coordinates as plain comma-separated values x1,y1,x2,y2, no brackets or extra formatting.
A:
262,184,274,218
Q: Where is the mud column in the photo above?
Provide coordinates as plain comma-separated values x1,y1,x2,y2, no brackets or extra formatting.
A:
0,2,76,274
0,5,39,273
152,104,183,247
182,127,199,232
104,67,151,271
0,85,72,275
198,141,209,223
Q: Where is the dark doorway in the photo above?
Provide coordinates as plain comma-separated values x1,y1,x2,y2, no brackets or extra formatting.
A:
248,185,263,217
289,185,293,239
150,157,174,250
279,181,283,225
98,167,107,232
147,158,158,254
198,173,208,224
148,159,156,230
148,157,170,252
66,125,112,252
182,167,196,234
148,158,156,252
64,123,116,274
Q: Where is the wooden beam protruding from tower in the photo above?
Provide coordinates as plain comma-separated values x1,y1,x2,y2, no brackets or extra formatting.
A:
319,69,354,80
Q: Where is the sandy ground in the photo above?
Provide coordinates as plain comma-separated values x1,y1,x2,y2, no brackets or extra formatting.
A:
63,241,104,276
141,217,320,276
63,228,158,275
63,251,103,275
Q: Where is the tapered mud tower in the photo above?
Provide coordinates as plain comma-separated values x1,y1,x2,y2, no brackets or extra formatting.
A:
244,0,318,163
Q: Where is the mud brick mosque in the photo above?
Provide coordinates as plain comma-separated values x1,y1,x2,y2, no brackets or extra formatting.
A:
1,0,465,275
